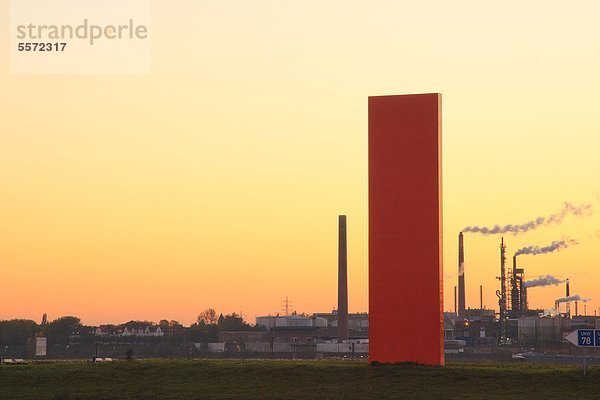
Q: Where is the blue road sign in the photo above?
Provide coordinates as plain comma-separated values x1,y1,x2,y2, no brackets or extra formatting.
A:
578,330,594,347
566,329,600,347
566,330,597,376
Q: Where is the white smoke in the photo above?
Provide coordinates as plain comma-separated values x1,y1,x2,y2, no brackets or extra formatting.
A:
523,275,564,288
540,308,558,317
463,202,592,235
556,294,591,303
514,239,578,257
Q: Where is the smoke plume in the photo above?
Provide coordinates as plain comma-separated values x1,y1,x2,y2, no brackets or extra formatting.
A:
540,308,558,317
514,239,578,257
523,275,565,288
556,294,591,303
462,201,592,235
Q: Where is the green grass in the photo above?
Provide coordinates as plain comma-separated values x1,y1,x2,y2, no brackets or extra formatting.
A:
1,359,599,400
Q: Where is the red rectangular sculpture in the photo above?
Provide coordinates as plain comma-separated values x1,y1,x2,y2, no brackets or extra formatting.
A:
369,93,443,366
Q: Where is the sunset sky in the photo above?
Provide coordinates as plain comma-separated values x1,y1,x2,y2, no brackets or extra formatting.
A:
1,1,600,325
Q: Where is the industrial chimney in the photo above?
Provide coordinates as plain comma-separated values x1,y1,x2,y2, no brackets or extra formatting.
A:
565,279,571,318
499,237,507,342
458,232,466,320
337,215,349,342
454,286,457,316
480,285,483,310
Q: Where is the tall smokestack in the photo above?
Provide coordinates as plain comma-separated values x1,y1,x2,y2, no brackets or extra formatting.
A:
454,286,457,316
480,285,483,310
458,232,466,320
337,215,349,342
566,279,571,318
499,237,507,342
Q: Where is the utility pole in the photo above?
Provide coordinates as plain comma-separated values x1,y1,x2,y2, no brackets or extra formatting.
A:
282,297,293,316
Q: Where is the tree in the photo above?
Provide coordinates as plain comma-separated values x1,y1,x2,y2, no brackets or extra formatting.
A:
217,313,254,332
185,322,219,343
169,320,182,328
0,320,39,345
43,316,82,345
122,320,155,330
158,320,170,329
197,308,218,325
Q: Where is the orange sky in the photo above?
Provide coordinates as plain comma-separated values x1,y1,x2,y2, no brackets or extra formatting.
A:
1,1,599,325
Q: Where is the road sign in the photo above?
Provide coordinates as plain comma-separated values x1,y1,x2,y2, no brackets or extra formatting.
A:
35,337,47,356
566,330,597,377
566,329,599,347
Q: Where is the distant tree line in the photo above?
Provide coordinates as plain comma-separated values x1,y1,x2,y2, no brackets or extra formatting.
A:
0,309,265,346
0,316,81,346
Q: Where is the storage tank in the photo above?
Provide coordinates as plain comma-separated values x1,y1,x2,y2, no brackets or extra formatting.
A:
518,316,570,346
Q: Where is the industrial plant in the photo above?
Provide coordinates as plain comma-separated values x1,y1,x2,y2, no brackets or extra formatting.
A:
2,212,597,362
448,230,597,357
221,215,369,358
215,211,599,360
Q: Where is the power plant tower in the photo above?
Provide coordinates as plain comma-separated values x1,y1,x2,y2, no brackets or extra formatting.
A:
480,285,483,310
510,256,518,315
337,215,349,342
458,232,466,320
509,256,527,317
497,237,507,343
454,286,457,316
565,279,571,318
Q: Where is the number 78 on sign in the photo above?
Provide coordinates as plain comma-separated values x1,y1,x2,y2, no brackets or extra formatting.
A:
566,330,600,347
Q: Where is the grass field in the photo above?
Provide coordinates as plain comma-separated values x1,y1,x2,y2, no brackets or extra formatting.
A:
1,359,599,400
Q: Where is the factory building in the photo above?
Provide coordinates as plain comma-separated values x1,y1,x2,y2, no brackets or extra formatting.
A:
570,315,600,330
443,313,456,340
313,312,369,336
508,257,527,318
455,234,593,349
518,317,571,346
229,225,592,357
253,312,367,339
255,315,328,329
